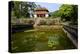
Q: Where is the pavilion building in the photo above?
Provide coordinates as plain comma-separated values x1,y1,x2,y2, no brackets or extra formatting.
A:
34,8,49,18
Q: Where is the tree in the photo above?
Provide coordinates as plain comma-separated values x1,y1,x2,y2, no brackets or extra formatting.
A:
51,10,60,18
11,1,37,18
59,4,78,24
13,1,21,18
71,5,78,24
59,5,73,21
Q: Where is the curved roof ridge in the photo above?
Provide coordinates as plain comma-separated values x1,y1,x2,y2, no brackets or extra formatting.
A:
34,7,49,12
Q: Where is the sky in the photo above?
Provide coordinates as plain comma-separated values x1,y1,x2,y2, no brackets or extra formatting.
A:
35,2,62,12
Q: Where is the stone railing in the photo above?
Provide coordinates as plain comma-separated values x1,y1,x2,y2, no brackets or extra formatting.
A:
11,18,34,25
11,17,61,27
63,25,78,48
34,18,61,27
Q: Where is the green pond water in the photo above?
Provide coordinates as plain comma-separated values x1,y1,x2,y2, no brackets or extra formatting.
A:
11,29,76,52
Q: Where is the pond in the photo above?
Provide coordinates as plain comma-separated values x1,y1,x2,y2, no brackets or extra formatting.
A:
11,29,76,52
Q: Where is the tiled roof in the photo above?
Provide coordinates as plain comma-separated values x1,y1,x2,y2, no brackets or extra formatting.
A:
34,7,49,12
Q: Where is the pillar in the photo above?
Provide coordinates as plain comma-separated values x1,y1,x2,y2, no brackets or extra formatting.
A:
34,14,37,18
45,14,48,18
